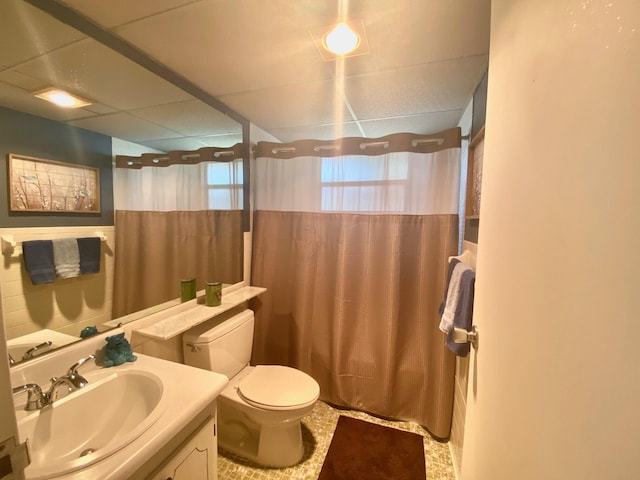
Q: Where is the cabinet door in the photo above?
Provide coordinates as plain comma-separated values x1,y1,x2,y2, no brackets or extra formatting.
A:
150,417,216,480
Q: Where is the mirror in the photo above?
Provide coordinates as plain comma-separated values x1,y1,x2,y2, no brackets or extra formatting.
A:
0,0,249,365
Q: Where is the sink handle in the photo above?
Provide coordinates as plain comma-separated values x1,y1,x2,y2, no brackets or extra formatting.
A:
67,354,96,375
12,383,45,411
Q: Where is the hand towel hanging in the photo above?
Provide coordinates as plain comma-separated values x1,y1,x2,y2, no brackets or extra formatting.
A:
52,238,80,278
22,240,55,285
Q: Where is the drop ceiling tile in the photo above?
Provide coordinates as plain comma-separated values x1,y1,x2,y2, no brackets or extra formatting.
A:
131,99,241,136
0,70,48,92
194,133,243,148
322,52,382,79
16,38,192,111
363,0,491,70
141,133,243,152
264,122,364,143
0,0,85,68
60,0,202,29
82,104,117,115
112,1,334,96
359,111,464,138
136,137,204,152
0,81,98,123
220,80,354,129
68,112,181,142
345,55,487,120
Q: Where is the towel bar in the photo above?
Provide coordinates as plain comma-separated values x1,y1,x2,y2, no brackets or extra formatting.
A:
1,232,107,256
453,325,479,350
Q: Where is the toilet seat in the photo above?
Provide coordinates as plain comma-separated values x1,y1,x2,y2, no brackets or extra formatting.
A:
237,365,319,410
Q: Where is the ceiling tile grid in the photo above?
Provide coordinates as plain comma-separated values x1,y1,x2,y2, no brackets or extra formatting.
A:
3,0,491,146
344,55,489,121
111,1,336,96
263,122,365,144
130,99,241,136
358,110,465,138
0,0,84,68
219,79,355,129
68,111,184,142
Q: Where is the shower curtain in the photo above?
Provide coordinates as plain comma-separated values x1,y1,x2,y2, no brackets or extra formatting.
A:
251,132,460,438
112,157,243,318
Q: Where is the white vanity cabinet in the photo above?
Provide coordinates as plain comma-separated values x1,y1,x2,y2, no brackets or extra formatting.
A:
149,416,217,480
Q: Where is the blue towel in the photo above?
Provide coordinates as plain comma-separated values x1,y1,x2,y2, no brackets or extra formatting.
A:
77,237,101,274
439,260,472,333
22,240,55,285
439,259,476,357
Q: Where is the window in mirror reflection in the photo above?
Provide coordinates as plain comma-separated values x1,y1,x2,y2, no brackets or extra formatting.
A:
207,159,243,210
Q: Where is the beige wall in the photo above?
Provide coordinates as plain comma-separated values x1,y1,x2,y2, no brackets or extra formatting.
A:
0,226,115,340
461,0,640,478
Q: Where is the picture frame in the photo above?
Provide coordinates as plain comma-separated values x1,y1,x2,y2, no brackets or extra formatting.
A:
7,153,101,213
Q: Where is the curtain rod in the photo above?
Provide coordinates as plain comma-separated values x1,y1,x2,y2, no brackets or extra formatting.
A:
254,128,461,159
116,143,245,169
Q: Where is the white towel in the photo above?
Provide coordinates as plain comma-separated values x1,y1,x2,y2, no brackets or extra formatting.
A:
52,238,80,278
439,262,472,333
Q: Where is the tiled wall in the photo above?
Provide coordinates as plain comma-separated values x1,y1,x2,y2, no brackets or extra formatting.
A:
0,226,115,340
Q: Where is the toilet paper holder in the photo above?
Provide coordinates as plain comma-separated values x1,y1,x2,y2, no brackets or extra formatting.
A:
453,325,479,349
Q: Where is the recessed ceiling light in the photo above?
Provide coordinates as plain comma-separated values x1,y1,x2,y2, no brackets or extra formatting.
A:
33,88,92,108
310,20,370,61
323,23,360,55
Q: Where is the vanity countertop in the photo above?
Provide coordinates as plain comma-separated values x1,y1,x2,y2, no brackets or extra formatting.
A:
131,285,266,341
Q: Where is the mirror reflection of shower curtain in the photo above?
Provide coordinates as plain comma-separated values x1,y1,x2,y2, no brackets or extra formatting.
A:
251,148,460,438
112,160,243,318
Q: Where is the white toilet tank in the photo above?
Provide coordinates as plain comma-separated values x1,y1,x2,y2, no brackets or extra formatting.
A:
182,309,255,379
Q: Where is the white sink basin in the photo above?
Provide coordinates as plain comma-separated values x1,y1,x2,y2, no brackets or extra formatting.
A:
18,370,164,480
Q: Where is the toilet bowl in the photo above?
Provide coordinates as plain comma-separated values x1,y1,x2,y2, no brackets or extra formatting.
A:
182,310,319,467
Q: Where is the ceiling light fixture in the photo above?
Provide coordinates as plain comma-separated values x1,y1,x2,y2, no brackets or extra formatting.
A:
33,88,92,108
323,23,360,55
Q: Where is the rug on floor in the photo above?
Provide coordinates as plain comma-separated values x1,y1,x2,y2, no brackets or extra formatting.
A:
317,415,426,480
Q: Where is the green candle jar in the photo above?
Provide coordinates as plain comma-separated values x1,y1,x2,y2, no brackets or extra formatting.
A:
205,281,222,307
180,278,196,302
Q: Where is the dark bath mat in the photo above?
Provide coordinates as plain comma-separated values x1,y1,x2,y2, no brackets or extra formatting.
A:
318,415,426,480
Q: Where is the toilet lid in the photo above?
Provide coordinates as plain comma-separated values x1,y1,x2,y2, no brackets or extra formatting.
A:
237,365,319,409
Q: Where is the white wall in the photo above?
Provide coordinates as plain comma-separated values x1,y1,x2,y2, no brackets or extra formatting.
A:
461,1,640,479
0,297,19,476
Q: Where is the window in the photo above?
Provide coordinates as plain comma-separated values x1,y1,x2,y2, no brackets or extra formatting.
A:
320,155,408,212
207,159,243,210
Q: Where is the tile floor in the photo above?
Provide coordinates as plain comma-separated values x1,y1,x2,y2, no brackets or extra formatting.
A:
217,400,456,480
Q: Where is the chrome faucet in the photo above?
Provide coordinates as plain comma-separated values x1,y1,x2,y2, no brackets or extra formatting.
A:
12,354,96,411
22,340,53,361
7,340,53,367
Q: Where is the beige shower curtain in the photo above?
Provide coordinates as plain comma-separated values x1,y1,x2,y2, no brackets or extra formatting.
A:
251,210,458,438
112,210,242,318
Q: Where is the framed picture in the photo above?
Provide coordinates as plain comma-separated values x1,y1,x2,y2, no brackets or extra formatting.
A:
7,153,101,213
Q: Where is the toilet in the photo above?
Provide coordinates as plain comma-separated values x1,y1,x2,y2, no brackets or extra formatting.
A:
182,309,320,467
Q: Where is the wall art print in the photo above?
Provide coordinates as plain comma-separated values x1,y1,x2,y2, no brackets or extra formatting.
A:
7,153,100,213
